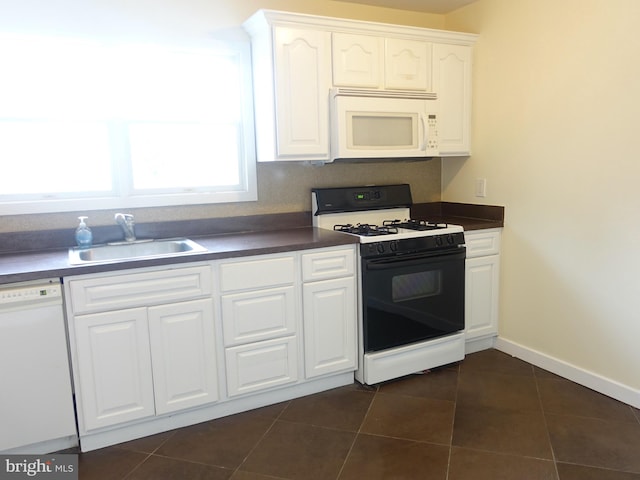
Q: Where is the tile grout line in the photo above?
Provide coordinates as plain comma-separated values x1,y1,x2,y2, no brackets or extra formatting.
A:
120,452,154,480
230,400,293,478
334,383,379,480
105,428,180,480
533,365,561,480
444,361,461,480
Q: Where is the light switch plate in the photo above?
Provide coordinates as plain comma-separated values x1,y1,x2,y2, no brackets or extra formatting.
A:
475,178,487,197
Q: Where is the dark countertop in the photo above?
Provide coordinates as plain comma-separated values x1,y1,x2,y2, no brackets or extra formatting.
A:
412,202,504,231
0,203,504,285
0,227,358,285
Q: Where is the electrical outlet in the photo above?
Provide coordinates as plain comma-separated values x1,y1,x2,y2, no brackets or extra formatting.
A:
475,178,487,197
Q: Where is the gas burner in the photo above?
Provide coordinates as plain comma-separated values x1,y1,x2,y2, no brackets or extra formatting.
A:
333,223,399,237
383,219,448,231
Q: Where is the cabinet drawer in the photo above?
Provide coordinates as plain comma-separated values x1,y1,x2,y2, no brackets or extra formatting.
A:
221,286,296,347
225,336,298,397
68,265,213,315
302,248,355,282
220,255,295,293
465,230,501,258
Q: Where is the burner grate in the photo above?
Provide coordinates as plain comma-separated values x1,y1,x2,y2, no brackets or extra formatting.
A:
383,219,448,231
333,223,399,236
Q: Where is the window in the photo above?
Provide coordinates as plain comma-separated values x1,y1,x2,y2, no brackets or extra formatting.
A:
0,34,256,215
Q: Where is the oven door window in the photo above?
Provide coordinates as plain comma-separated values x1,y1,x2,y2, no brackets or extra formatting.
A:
392,270,442,302
362,251,465,353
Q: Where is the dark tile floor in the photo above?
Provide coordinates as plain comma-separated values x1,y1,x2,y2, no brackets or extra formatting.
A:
71,349,640,479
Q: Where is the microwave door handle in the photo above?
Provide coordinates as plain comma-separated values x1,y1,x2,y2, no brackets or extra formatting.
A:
419,113,427,151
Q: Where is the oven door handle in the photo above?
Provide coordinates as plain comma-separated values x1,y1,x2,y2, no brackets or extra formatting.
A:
365,248,465,270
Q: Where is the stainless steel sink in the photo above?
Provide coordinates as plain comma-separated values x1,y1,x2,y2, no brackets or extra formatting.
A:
68,238,207,265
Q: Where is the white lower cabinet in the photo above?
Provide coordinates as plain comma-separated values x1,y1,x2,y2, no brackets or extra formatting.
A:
221,286,296,346
66,264,218,432
464,229,502,352
219,253,300,396
303,277,356,378
65,247,358,451
225,336,298,397
220,246,357,395
74,307,155,431
302,248,357,378
148,299,218,415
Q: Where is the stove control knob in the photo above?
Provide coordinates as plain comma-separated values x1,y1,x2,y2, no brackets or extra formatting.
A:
390,240,398,252
435,236,443,246
376,243,385,254
447,234,455,244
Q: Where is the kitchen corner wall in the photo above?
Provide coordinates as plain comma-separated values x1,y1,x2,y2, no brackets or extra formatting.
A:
443,0,640,395
0,0,445,233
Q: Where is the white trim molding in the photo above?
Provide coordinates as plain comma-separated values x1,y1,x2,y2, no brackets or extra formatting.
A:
494,337,640,409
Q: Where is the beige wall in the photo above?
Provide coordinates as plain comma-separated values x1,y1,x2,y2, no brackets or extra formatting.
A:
444,0,640,391
0,0,444,232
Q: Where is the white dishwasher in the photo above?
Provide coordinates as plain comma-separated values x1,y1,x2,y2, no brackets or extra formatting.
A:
0,279,78,453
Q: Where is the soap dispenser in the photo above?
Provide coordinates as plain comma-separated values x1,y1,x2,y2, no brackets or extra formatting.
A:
75,216,93,248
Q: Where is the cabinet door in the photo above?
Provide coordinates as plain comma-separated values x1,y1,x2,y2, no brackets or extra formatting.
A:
332,33,382,88
225,336,298,397
432,43,472,155
74,308,154,431
221,286,296,347
148,299,218,415
385,38,431,91
303,277,357,378
465,255,500,340
273,27,331,160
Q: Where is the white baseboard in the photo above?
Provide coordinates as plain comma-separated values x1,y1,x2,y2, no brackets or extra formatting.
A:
494,337,640,409
465,335,496,354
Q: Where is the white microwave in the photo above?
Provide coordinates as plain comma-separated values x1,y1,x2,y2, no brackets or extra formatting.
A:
330,88,439,161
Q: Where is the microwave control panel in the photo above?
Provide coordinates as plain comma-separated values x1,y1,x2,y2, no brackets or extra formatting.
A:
426,114,439,154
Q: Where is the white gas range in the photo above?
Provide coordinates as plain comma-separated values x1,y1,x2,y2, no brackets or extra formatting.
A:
312,184,467,385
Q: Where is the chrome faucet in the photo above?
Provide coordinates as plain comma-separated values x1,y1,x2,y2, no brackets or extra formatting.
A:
115,213,136,242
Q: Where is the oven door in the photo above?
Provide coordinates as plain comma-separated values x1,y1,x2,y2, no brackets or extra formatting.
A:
362,247,465,353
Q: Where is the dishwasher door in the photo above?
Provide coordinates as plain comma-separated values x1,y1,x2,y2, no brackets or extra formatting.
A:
0,279,77,453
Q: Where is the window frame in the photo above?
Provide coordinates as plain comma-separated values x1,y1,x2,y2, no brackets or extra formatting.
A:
0,35,257,215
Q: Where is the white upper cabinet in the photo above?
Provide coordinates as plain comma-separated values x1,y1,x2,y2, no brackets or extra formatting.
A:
273,27,331,160
432,43,473,156
384,38,431,91
244,12,331,162
332,33,382,88
244,10,477,160
332,34,431,91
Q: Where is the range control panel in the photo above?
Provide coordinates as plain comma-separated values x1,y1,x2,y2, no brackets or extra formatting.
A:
313,184,413,214
0,281,62,306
